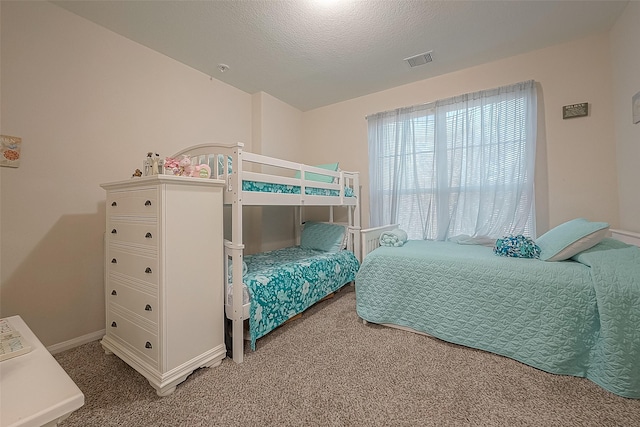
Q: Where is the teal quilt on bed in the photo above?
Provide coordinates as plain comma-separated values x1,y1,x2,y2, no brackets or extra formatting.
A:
355,238,640,398
245,247,360,349
242,180,355,197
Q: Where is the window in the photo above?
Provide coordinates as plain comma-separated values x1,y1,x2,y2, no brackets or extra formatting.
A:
367,80,537,240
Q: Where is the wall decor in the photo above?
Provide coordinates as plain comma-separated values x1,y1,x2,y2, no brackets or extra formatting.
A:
0,135,22,168
562,102,589,120
633,91,640,125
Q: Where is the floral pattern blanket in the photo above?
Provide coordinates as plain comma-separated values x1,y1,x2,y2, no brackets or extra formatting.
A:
244,247,360,349
242,180,355,197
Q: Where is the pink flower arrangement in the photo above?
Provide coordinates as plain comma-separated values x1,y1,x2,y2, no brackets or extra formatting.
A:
164,156,183,175
163,155,211,178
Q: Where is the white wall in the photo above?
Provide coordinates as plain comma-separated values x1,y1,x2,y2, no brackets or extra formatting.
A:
0,0,3,309
252,92,303,252
255,92,303,163
610,1,640,233
302,33,619,234
0,1,251,346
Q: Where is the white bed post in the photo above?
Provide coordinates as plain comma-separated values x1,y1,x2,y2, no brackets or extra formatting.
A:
295,206,303,245
231,144,245,363
352,173,362,262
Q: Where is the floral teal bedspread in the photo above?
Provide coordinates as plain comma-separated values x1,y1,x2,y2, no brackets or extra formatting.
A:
244,247,360,349
355,238,640,398
242,180,355,197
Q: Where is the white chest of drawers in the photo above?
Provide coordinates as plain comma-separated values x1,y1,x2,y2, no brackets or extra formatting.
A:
100,175,226,396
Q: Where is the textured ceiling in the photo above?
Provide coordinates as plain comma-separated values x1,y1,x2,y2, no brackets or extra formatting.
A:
52,0,628,111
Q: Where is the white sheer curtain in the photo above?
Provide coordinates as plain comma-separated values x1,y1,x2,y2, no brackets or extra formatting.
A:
367,80,537,240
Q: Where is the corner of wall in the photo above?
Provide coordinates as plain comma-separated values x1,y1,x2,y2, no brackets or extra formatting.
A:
610,0,640,233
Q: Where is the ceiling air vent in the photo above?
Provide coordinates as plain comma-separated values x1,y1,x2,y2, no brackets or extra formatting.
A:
404,51,433,68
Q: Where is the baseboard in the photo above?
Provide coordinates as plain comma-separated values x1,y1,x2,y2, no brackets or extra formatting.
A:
47,329,105,355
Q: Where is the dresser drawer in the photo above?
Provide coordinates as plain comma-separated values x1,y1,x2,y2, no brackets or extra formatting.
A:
107,310,158,364
107,247,158,286
107,189,157,216
107,220,158,248
108,282,158,324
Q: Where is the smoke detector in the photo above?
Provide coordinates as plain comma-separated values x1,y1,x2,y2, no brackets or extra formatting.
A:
404,51,433,68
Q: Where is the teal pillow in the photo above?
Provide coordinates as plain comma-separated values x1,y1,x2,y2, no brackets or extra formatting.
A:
300,221,346,253
536,218,609,261
294,163,339,183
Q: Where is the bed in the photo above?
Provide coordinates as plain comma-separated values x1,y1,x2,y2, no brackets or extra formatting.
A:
228,244,359,350
356,225,640,398
169,142,362,363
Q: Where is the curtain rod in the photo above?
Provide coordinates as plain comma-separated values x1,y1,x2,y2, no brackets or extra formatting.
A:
364,79,535,120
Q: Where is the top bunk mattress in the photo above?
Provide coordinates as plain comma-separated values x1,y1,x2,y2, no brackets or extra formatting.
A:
242,180,355,197
169,144,359,203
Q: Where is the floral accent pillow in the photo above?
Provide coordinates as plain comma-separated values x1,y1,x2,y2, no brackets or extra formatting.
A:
494,235,541,259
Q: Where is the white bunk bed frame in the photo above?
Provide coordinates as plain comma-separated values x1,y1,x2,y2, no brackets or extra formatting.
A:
171,142,361,363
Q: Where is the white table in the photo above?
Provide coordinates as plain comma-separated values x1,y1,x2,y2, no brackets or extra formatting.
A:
0,316,84,427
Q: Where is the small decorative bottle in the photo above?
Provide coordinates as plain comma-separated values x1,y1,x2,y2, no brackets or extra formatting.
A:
152,154,159,175
144,152,153,176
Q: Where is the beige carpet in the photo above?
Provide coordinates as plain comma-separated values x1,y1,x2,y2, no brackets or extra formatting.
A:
55,286,640,427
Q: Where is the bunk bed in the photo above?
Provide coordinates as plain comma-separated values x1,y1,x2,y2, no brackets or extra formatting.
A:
170,142,361,363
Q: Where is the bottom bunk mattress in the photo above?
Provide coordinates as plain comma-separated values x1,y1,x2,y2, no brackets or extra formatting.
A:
355,238,640,398
240,246,360,349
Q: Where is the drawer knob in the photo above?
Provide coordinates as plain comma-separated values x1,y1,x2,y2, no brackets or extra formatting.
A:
111,258,117,264
145,304,152,311
111,290,117,296
145,341,153,349
145,200,152,206
111,321,117,328
111,229,117,234
145,267,152,274
145,232,153,239
111,201,117,207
